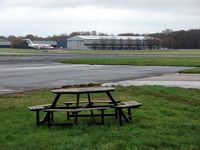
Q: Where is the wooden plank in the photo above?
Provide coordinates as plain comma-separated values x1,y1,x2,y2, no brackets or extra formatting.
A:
51,87,115,94
122,101,142,106
44,109,80,112
115,103,141,108
78,107,108,111
63,100,120,105
28,104,51,110
44,107,108,112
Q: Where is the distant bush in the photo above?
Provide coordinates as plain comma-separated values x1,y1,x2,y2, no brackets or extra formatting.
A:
11,38,29,48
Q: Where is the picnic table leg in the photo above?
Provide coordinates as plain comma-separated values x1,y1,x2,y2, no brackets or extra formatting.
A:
44,94,61,123
106,92,130,123
36,110,40,126
51,94,61,108
117,108,123,126
115,109,118,119
128,108,132,121
87,93,94,118
51,112,54,122
66,103,70,121
73,94,80,126
46,112,51,127
101,109,105,125
106,92,118,105
76,93,80,108
74,112,79,126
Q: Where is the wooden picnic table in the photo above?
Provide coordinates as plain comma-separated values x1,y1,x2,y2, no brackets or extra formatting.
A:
43,87,130,125
51,87,116,108
29,86,143,126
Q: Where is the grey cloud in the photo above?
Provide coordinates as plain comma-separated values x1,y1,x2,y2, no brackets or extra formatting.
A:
0,0,199,36
2,0,199,9
1,0,199,16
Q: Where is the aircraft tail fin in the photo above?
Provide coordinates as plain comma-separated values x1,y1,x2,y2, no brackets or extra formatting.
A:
23,39,33,46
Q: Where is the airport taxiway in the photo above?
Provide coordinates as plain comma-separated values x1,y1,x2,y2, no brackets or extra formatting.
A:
0,61,190,93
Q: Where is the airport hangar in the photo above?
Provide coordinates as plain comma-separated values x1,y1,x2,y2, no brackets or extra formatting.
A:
0,39,11,48
67,35,161,50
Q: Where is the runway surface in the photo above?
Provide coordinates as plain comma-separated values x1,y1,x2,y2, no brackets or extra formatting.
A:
0,62,189,93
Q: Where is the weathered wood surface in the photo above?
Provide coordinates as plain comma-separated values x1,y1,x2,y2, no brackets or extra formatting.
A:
44,107,108,112
115,101,142,108
63,100,120,105
51,87,115,94
28,104,51,111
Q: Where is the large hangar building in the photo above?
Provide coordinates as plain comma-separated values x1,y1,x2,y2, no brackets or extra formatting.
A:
67,35,161,50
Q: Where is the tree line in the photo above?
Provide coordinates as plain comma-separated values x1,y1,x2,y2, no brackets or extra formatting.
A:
0,29,200,49
150,29,200,49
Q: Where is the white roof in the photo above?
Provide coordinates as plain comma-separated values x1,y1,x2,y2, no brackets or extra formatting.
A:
68,35,149,41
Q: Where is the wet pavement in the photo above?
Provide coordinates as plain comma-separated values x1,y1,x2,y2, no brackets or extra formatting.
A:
0,62,190,94
103,73,200,89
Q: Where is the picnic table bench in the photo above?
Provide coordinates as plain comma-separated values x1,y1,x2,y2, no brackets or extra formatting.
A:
28,104,52,125
63,100,121,120
115,101,142,126
44,107,108,126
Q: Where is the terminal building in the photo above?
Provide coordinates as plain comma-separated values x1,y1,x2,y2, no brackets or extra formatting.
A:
67,35,162,50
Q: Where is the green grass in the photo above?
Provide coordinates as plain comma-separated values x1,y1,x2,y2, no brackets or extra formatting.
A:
59,57,200,67
179,67,200,74
0,86,200,150
0,48,46,55
50,49,200,56
1,48,200,56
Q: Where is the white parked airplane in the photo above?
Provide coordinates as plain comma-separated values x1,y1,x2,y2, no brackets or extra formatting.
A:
23,39,54,49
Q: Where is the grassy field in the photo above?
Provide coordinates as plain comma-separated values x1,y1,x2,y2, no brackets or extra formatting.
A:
0,86,200,150
50,49,200,56
0,48,46,55
178,67,200,74
59,57,200,67
0,48,200,56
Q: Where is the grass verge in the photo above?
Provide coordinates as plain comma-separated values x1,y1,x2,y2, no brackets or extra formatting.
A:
50,49,200,56
1,48,200,56
0,48,45,55
0,86,200,150
179,67,200,74
59,57,200,67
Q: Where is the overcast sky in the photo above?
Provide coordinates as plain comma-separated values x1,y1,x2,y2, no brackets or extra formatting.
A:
0,0,199,37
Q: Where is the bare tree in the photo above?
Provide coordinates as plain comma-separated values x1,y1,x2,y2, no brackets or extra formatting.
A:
98,32,108,36
68,32,80,38
11,38,25,48
110,37,117,50
99,38,108,50
162,29,173,49
7,35,16,41
135,39,140,50
155,38,161,50
91,31,97,36
82,31,91,36
119,38,124,50
92,41,98,50
126,38,133,50
145,37,153,50
25,34,35,40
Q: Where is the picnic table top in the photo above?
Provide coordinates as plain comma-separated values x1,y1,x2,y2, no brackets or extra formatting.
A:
51,87,115,94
